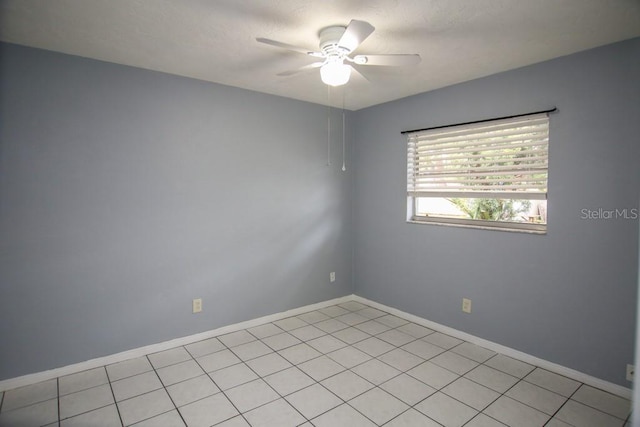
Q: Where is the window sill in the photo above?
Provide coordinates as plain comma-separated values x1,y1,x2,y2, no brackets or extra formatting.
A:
407,217,546,235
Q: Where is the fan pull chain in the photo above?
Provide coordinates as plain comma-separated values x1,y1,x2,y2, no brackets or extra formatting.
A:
327,85,331,166
342,89,346,171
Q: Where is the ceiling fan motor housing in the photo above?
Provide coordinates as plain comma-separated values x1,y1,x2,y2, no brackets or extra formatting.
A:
319,26,349,58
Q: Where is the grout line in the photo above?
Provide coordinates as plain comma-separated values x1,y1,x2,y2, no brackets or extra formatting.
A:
215,375,280,425
189,342,260,426
157,378,189,426
228,354,310,424
57,400,114,423
55,384,116,422
461,412,502,427
122,353,181,426
337,372,408,425
104,366,125,427
544,386,583,427
150,356,188,425
516,372,631,420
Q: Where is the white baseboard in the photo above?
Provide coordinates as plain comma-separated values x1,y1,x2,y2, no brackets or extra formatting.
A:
351,295,633,400
1,293,632,401
0,295,353,393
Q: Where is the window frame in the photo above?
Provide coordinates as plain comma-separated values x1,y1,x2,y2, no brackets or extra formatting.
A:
405,111,551,234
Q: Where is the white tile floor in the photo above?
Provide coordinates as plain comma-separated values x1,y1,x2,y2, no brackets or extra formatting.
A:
0,301,632,426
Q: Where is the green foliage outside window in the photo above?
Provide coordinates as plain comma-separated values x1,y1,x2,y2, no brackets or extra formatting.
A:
448,198,531,222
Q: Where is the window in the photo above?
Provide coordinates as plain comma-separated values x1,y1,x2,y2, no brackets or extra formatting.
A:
406,112,549,233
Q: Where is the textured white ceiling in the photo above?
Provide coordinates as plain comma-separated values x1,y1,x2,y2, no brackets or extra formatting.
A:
1,0,639,110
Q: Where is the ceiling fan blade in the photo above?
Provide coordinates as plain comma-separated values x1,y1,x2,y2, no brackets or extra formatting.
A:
338,20,375,52
277,62,325,76
256,38,323,57
353,54,421,66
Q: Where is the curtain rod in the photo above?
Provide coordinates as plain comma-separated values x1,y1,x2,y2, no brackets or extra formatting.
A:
400,107,557,135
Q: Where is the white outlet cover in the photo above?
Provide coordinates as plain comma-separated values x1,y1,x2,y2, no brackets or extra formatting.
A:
330,272,336,282
462,298,472,314
193,298,202,313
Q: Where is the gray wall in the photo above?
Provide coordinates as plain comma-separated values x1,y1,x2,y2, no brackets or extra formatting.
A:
353,38,639,387
0,43,353,380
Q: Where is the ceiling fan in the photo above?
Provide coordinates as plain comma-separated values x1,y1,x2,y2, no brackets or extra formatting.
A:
257,19,421,87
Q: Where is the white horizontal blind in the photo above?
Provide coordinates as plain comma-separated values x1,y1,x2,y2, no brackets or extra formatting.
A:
407,113,549,200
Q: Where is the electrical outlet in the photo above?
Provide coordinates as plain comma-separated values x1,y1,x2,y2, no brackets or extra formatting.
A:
627,364,634,381
192,298,202,314
462,298,472,314
330,272,336,283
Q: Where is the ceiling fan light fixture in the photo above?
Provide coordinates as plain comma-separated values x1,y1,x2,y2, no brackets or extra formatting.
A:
320,61,351,86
